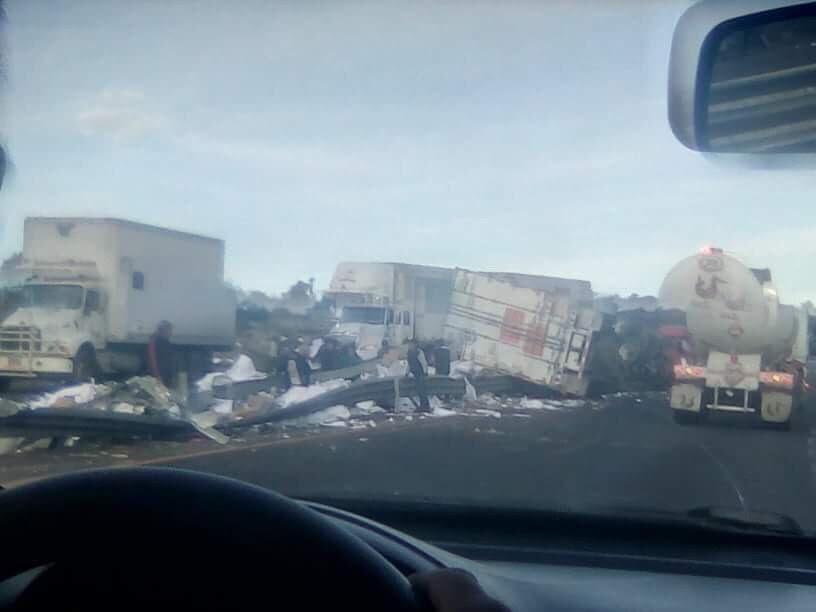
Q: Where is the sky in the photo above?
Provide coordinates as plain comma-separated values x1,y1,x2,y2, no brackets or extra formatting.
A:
2,1,816,302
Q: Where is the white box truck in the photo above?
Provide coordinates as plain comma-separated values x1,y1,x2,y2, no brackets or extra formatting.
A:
325,262,454,356
659,248,808,427
0,218,236,383
443,269,601,396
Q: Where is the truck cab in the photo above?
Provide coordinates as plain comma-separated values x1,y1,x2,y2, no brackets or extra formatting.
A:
0,275,106,380
330,304,414,359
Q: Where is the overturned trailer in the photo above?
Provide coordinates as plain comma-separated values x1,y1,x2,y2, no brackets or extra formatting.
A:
443,270,601,396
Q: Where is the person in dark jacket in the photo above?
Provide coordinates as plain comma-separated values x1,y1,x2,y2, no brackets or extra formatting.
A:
433,342,451,376
406,338,431,412
147,320,176,388
293,344,313,386
314,337,340,371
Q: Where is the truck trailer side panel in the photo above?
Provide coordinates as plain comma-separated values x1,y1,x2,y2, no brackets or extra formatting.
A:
25,218,235,349
443,269,600,395
114,221,235,347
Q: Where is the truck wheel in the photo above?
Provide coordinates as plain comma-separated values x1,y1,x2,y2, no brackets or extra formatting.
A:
763,417,792,432
73,346,99,383
673,409,700,425
0,378,11,393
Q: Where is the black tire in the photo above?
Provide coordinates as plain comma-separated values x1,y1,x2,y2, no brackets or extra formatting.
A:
673,409,701,425
72,345,99,383
0,378,12,393
764,419,792,431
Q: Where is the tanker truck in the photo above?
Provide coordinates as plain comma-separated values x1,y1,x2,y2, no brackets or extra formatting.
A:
658,248,808,428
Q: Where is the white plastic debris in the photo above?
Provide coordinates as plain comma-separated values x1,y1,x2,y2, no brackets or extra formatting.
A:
377,360,408,378
307,404,351,426
431,407,457,417
111,402,145,415
357,346,378,361
463,377,478,402
350,400,386,417
519,397,546,409
449,360,483,379
324,420,348,428
30,383,99,409
276,379,350,408
310,338,323,359
474,408,501,418
196,354,266,391
212,399,234,415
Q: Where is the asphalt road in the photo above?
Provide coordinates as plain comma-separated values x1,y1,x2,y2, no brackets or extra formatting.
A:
159,392,816,532
3,390,816,533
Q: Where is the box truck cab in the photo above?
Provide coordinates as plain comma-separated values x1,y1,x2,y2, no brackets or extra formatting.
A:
0,218,236,384
0,266,107,380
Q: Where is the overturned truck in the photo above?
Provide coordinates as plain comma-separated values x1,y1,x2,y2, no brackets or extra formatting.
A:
443,270,601,396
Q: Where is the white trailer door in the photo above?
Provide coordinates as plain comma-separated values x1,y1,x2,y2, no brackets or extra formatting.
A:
444,270,598,394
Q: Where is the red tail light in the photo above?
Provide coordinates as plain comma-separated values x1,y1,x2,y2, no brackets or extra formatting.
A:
674,364,705,380
759,371,794,389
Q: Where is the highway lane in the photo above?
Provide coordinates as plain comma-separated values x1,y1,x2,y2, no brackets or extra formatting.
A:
159,392,816,531
1,390,814,533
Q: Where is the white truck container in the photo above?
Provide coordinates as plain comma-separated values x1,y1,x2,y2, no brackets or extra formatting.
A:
0,218,236,383
443,269,602,396
659,248,808,427
326,262,454,355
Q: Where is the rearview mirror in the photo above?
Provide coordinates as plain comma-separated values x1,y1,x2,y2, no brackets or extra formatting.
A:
669,0,816,152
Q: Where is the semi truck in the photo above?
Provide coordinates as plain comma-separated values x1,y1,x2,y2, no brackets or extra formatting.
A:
659,248,808,427
326,261,600,394
0,218,236,385
325,262,454,357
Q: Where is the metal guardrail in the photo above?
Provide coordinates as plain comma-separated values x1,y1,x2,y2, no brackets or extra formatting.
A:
0,407,195,439
221,374,523,431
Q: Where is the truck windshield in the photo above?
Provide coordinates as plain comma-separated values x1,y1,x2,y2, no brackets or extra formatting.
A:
18,285,84,310
341,307,386,325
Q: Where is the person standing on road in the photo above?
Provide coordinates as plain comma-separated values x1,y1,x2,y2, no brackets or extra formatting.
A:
407,338,431,412
147,320,176,389
294,343,313,386
314,337,339,371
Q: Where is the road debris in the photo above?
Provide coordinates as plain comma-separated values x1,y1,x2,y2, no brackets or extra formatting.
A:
196,354,267,391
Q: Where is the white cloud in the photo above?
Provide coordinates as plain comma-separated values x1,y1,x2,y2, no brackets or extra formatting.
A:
76,88,166,141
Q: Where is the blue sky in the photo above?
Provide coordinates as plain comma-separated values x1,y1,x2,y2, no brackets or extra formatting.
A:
2,1,816,302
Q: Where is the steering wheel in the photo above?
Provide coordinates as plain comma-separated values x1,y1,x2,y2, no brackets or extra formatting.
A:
0,467,421,610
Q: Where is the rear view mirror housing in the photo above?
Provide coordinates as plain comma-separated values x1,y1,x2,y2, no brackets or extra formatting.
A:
668,0,816,152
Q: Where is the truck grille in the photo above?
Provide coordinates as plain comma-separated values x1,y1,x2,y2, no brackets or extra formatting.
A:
0,327,42,353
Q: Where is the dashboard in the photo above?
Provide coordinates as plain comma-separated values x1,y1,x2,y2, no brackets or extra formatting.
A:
2,496,816,611
312,501,816,612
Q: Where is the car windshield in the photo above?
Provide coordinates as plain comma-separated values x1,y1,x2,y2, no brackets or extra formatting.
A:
2,1,816,539
341,307,386,325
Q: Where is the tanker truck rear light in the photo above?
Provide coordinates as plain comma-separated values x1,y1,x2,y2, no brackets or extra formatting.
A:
759,372,794,389
700,246,723,255
674,364,705,380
